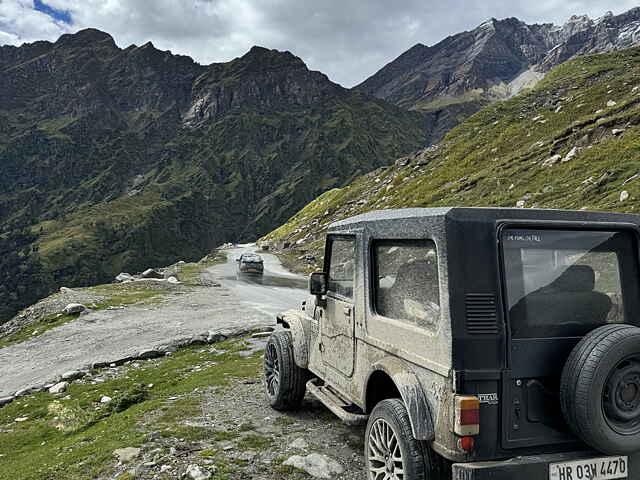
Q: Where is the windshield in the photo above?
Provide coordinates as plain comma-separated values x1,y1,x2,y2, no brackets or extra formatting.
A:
502,229,634,338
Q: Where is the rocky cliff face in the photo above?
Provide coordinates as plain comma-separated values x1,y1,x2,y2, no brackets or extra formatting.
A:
356,8,640,143
0,29,426,321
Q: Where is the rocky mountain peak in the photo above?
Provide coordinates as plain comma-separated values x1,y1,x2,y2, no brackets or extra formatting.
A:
356,6,640,144
238,46,307,71
55,28,118,50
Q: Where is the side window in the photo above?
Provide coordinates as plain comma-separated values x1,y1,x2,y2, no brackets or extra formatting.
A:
327,237,355,299
374,240,440,329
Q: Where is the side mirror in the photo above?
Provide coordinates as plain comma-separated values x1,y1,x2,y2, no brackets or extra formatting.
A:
309,272,328,296
235,258,240,262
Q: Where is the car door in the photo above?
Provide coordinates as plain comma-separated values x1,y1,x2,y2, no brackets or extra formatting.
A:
321,235,356,378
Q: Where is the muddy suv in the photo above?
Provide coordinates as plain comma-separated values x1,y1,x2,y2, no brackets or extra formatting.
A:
263,207,640,479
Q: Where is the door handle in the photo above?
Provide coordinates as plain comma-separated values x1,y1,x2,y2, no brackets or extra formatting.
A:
343,306,351,316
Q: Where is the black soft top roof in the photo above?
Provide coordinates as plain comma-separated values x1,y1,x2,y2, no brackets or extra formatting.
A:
329,207,640,234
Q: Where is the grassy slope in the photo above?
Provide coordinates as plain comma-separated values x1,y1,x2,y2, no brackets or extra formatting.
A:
0,339,262,480
261,47,640,264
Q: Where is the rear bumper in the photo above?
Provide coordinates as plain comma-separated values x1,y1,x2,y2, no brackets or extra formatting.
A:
453,451,638,479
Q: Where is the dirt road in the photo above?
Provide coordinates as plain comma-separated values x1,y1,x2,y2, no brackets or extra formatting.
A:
0,248,306,397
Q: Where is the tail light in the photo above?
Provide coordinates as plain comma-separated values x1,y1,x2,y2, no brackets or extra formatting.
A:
454,395,480,436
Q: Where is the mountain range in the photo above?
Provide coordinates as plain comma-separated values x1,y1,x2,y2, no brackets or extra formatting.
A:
2,7,640,321
357,8,640,143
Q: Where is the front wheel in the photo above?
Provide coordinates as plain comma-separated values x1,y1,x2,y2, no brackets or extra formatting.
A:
365,398,444,480
263,330,308,410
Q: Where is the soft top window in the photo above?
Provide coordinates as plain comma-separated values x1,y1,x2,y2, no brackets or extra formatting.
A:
373,240,440,330
502,229,635,338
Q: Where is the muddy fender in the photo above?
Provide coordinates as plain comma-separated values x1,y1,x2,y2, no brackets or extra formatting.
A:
368,357,434,441
277,310,310,368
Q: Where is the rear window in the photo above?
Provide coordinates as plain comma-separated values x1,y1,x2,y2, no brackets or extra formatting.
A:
502,229,633,338
373,240,440,330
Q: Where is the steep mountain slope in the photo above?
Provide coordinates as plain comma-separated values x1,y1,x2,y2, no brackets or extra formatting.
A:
262,47,640,266
356,8,640,143
0,29,426,321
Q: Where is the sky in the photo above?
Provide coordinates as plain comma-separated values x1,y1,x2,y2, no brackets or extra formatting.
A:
0,0,639,87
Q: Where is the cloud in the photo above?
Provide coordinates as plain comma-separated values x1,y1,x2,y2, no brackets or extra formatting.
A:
1,0,638,86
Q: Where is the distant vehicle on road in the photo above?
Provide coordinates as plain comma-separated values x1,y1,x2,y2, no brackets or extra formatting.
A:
263,207,640,480
236,253,264,276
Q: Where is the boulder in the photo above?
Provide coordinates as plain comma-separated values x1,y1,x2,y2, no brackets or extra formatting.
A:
289,437,309,450
620,191,630,202
141,268,163,279
167,276,180,284
0,396,14,407
49,382,69,394
283,453,344,479
115,273,134,283
562,147,578,162
61,370,85,381
113,447,141,464
100,396,112,404
63,303,86,315
186,464,213,480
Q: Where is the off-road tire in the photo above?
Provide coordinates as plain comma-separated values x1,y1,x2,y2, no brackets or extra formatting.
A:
263,330,307,411
560,324,640,454
365,398,445,480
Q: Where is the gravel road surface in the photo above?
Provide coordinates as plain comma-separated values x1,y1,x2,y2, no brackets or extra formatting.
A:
0,247,306,397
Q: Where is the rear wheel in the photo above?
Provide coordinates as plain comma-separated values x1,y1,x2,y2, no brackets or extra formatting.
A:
263,330,308,411
560,324,640,453
365,398,444,480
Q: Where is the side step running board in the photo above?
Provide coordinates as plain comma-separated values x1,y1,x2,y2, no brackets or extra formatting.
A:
306,378,369,426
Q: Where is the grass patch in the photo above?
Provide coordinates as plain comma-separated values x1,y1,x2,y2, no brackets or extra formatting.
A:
88,282,171,309
0,313,79,349
0,339,263,480
237,433,270,450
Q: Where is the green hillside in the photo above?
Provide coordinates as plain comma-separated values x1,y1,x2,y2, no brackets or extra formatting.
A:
0,32,426,322
261,47,640,266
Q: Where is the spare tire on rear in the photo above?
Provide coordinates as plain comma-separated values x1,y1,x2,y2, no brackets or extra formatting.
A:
560,324,640,454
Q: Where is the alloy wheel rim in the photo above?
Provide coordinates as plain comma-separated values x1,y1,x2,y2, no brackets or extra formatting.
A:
264,343,280,398
367,418,404,480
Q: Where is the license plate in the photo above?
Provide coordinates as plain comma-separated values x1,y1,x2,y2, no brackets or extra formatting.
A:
549,456,628,480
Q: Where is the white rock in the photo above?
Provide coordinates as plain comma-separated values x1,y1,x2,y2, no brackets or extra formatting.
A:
49,382,69,394
542,154,562,167
100,396,112,404
562,147,578,162
620,191,630,202
283,454,344,479
63,303,86,315
167,276,180,284
516,200,526,208
160,465,171,473
113,447,141,464
612,128,626,136
186,464,213,480
141,268,163,279
61,370,85,381
115,273,134,283
14,417,28,422
289,437,309,450
607,100,617,107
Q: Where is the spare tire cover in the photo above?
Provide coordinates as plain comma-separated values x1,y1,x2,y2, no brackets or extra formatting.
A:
560,324,640,454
